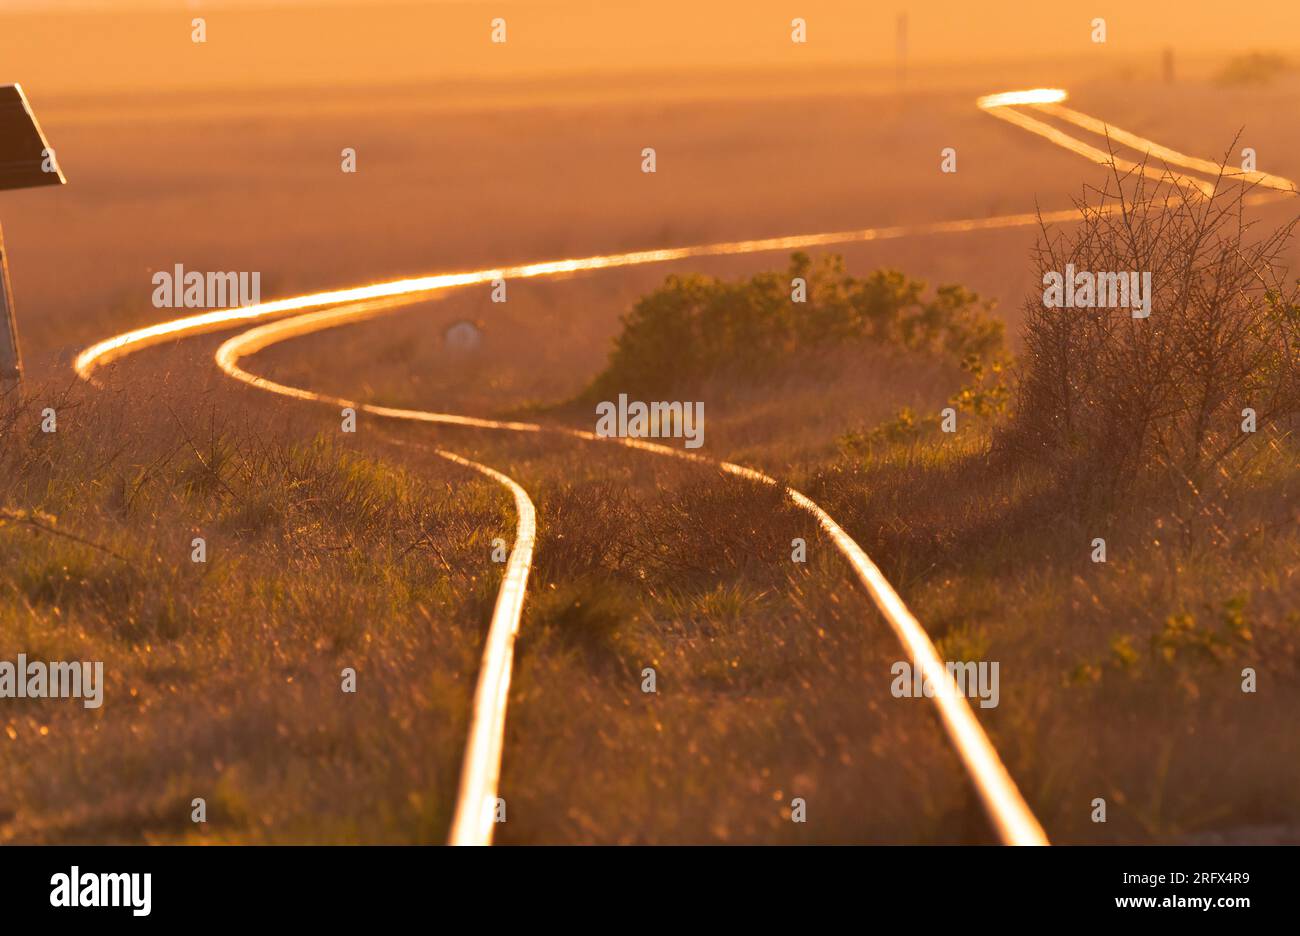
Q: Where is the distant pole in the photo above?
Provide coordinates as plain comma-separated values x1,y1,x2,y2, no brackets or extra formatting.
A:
896,13,909,96
0,221,21,391
1162,47,1175,84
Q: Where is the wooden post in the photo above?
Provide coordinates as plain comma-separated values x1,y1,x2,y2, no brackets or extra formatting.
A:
0,219,22,390
0,83,67,393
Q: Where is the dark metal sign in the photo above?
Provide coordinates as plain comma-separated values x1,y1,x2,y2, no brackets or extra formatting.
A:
0,84,65,191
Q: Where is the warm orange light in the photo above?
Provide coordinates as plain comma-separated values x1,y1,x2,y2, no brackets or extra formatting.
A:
74,84,1299,849
976,88,1068,109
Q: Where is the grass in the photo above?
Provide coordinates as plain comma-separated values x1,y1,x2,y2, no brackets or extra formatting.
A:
804,428,1300,842
3,225,1298,843
0,377,510,843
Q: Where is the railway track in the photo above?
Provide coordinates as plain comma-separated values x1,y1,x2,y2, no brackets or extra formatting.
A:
73,89,1294,846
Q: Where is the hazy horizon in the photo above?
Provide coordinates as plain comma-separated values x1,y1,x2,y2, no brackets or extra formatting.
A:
4,0,1299,98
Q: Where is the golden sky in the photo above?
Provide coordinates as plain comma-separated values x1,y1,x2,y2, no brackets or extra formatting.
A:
2,1,1298,96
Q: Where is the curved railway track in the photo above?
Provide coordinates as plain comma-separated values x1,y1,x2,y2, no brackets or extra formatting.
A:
72,89,1295,846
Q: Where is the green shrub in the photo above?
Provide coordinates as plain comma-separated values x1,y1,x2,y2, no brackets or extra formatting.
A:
584,253,1002,399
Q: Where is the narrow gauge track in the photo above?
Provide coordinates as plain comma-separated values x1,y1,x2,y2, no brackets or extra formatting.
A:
76,89,1292,845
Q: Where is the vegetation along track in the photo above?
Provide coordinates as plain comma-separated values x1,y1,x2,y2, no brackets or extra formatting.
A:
73,90,1295,846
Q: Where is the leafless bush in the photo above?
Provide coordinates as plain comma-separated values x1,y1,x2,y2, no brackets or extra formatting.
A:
1005,159,1300,512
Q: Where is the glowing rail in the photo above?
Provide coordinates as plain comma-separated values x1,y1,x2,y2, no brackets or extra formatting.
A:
975,88,1067,109
1030,101,1296,193
77,84,1287,847
75,210,1081,849
440,448,535,846
206,296,538,847
76,210,1095,383
978,88,1298,195
978,90,1213,195
212,297,1050,848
